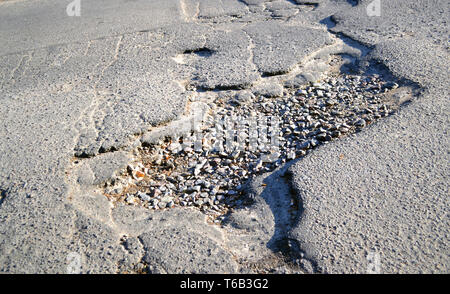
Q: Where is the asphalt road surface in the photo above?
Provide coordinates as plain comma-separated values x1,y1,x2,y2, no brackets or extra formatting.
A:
0,0,448,273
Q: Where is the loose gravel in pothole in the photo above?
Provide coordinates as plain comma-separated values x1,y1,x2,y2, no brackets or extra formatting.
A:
104,72,408,221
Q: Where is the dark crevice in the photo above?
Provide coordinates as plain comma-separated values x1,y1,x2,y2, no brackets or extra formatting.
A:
98,145,118,154
236,0,250,7
194,83,253,91
73,145,122,160
291,1,319,9
229,162,320,273
0,189,6,208
266,170,321,272
73,151,94,159
261,70,291,78
183,48,214,58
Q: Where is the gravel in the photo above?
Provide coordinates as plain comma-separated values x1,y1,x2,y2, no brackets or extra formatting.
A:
105,72,402,217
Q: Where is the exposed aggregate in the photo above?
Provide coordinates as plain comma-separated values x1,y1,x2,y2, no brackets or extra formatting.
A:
104,72,402,220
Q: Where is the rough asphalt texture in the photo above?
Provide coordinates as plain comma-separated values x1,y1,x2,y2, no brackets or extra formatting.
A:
286,0,450,273
0,0,448,273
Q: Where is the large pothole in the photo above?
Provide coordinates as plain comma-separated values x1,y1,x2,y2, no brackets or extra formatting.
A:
102,56,416,222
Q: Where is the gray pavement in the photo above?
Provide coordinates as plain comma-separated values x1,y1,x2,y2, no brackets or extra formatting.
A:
0,0,448,273
285,0,449,273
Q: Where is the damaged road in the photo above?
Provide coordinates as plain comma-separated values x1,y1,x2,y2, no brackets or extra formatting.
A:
0,0,448,273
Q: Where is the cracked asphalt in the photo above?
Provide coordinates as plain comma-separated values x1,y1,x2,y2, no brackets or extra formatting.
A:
0,0,448,273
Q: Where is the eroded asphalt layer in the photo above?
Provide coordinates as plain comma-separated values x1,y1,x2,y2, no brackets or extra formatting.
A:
106,71,409,217
0,0,448,273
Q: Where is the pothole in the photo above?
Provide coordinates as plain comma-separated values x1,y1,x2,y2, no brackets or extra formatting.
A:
103,56,416,222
